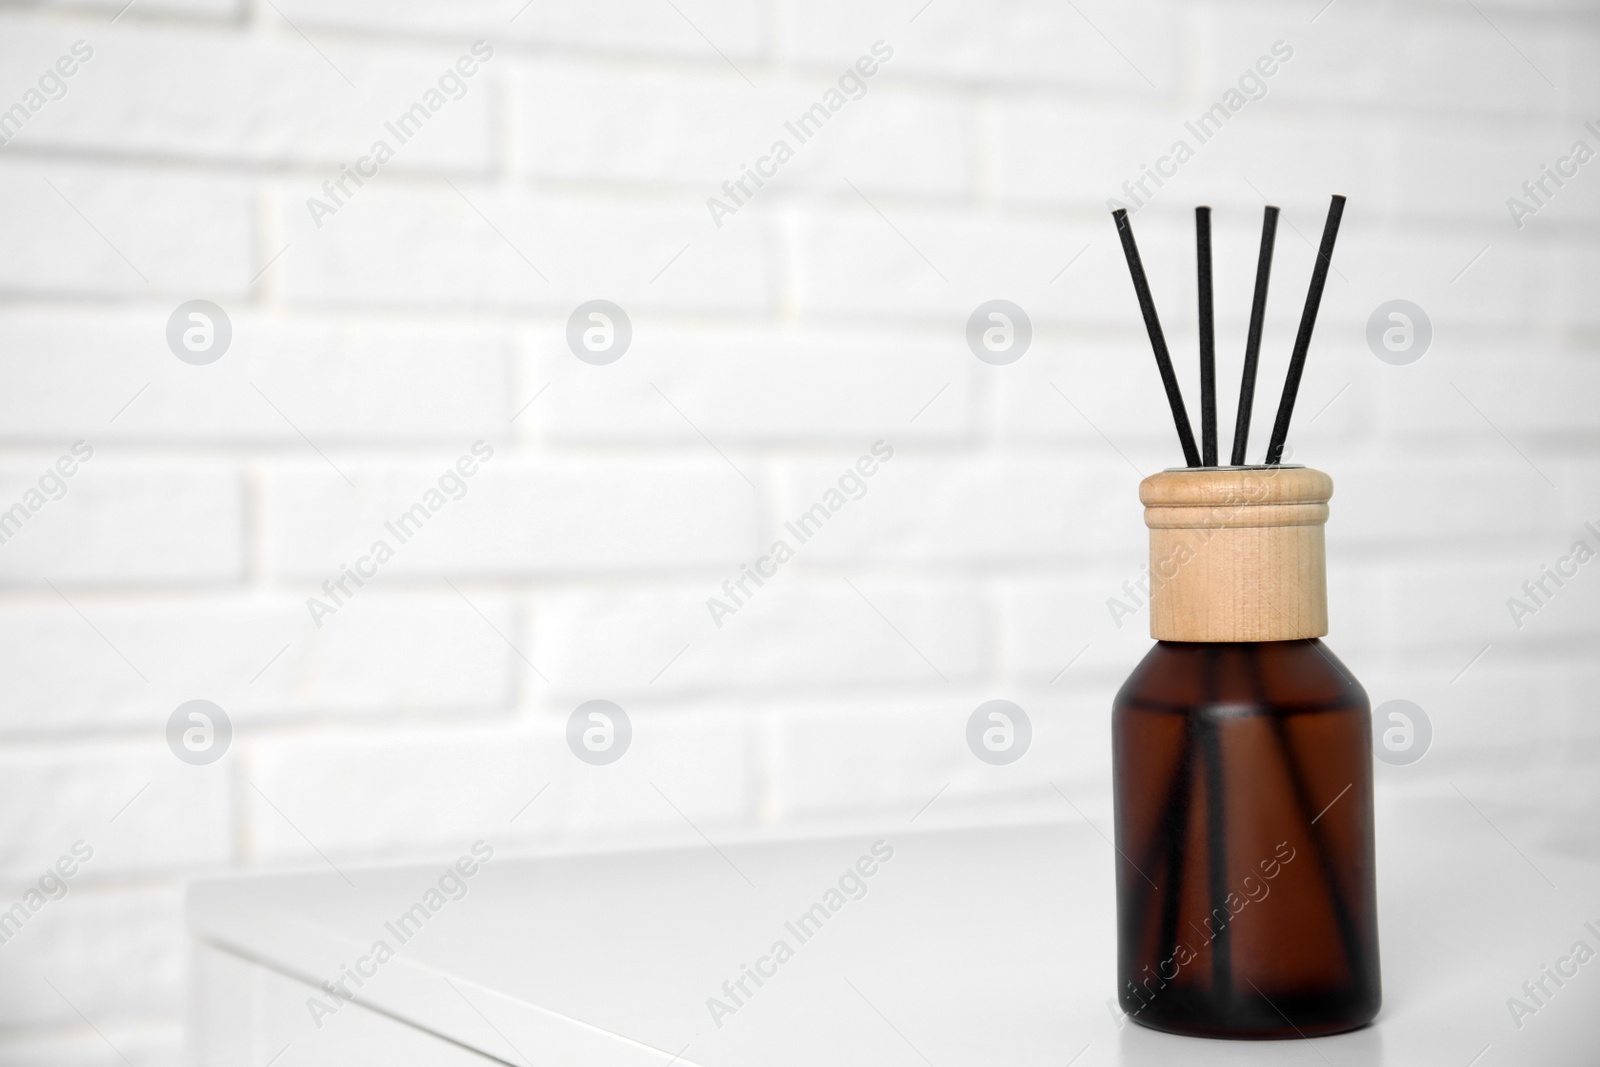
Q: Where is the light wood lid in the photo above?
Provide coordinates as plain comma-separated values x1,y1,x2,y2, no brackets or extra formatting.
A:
1140,466,1332,643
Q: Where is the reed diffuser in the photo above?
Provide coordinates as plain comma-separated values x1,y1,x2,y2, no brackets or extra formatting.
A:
1109,197,1381,1038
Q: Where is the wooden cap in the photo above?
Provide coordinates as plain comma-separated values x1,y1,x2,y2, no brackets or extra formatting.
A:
1140,466,1332,643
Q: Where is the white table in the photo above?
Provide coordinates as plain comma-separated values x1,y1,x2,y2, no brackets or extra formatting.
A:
187,797,1600,1066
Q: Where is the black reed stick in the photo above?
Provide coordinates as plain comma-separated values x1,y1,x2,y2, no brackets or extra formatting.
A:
1155,722,1195,967
1196,207,1216,467
1230,206,1279,466
1113,209,1201,467
1199,650,1232,1002
1264,195,1346,465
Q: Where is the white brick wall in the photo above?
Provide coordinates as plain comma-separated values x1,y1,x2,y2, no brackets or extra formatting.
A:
0,0,1596,1061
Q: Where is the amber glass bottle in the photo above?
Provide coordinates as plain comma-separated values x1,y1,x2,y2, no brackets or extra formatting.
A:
1111,467,1380,1038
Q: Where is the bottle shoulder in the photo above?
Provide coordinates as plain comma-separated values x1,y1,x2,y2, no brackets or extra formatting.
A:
1114,639,1369,714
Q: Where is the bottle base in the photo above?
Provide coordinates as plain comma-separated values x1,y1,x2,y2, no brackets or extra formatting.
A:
1121,990,1380,1041
1127,1013,1378,1041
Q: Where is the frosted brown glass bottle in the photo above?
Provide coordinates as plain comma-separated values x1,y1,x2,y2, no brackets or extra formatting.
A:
1111,466,1380,1038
